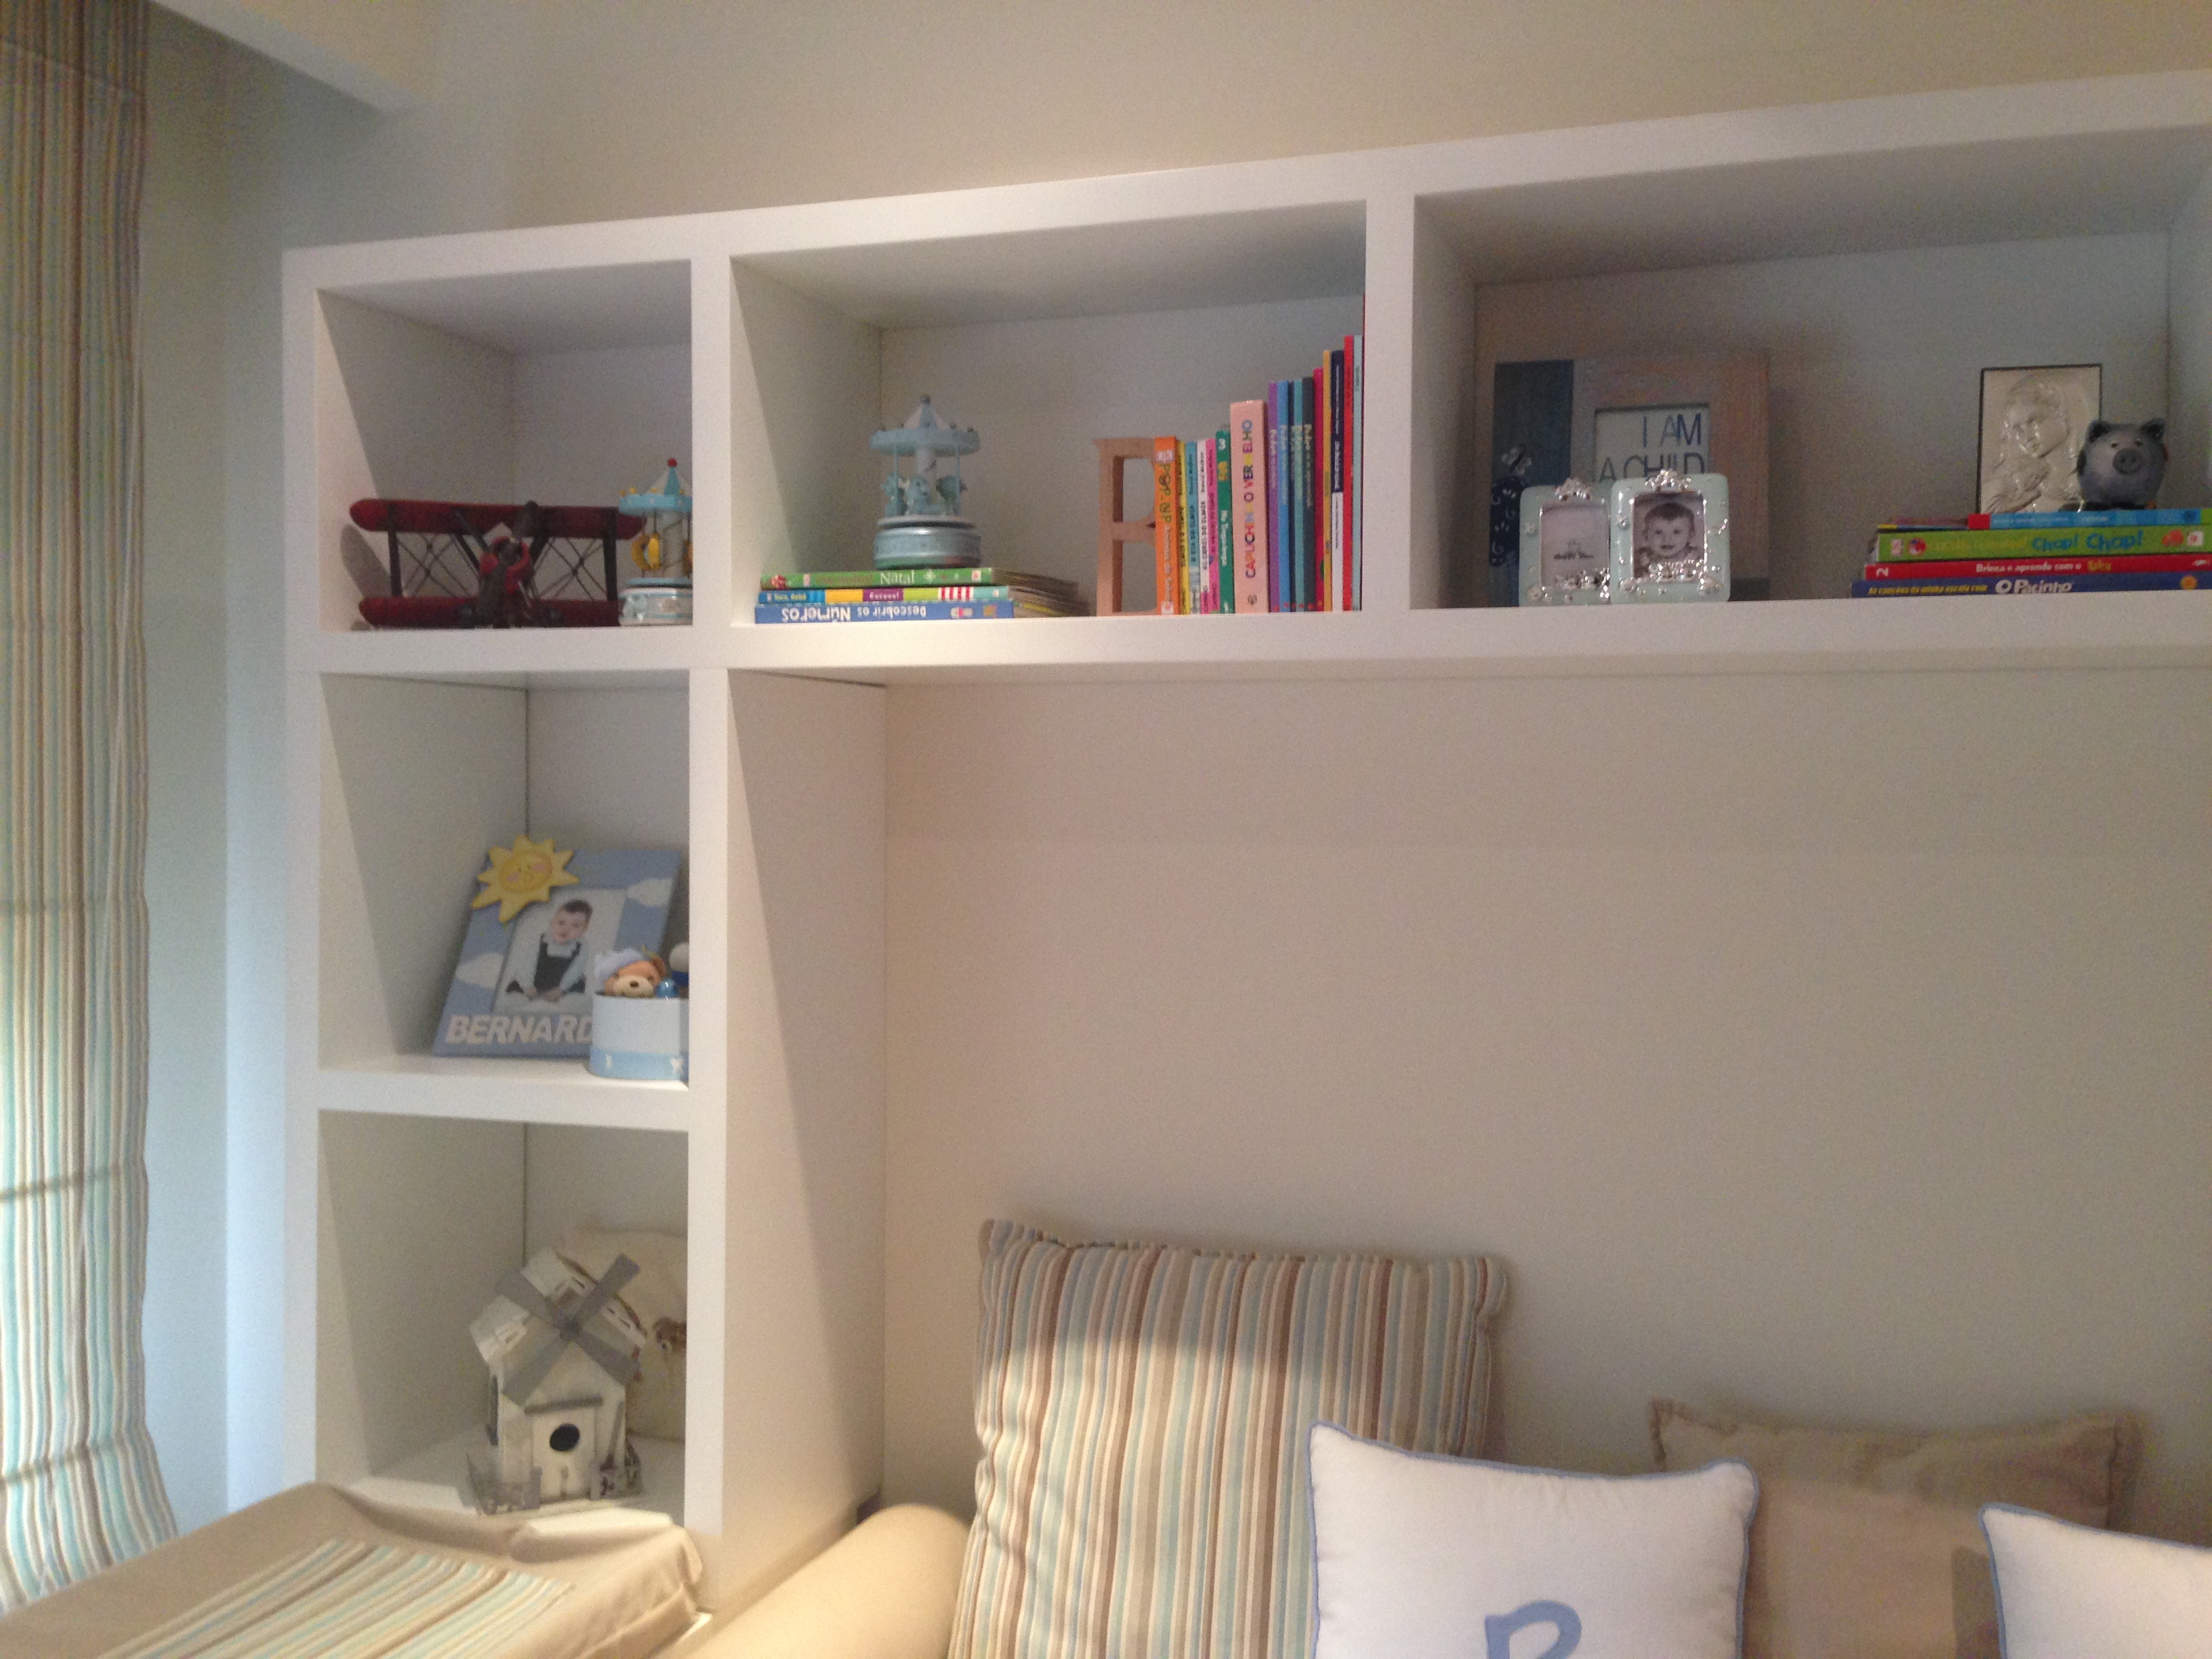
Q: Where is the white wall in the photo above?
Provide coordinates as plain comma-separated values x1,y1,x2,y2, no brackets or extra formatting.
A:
882,670,2212,1543
142,5,232,1534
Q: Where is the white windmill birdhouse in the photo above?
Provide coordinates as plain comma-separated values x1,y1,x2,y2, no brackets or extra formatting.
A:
467,1248,649,1511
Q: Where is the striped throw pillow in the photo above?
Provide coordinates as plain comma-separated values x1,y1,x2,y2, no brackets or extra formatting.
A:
949,1221,1507,1659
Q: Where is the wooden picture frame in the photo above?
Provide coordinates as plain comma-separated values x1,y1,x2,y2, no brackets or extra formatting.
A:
1568,353,1769,590
1094,436,1155,615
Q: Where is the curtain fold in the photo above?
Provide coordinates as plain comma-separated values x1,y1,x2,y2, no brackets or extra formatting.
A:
1,0,176,1608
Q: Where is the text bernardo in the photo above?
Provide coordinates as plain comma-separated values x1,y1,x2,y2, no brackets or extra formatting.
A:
444,1011,592,1046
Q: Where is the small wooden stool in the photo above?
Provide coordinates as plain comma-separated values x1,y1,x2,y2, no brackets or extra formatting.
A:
1094,436,1159,615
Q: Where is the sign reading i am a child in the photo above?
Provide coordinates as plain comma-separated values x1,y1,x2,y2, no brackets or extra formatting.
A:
433,838,681,1059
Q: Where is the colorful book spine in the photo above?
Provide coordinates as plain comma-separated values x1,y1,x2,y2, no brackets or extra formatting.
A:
1979,508,2210,529
1203,433,1221,613
1182,439,1203,614
1853,572,2211,596
1214,429,1233,615
1269,382,1289,611
1314,352,1333,610
756,598,1048,621
1151,436,1180,615
760,584,1030,604
1350,331,1363,611
1231,398,1270,615
1866,554,2212,580
1331,348,1347,609
764,567,1023,588
1874,525,2207,560
1293,375,1313,610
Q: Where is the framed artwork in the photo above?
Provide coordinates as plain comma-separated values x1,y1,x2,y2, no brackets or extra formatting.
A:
1610,472,1729,603
1978,364,2100,514
432,839,682,1059
1491,352,1769,596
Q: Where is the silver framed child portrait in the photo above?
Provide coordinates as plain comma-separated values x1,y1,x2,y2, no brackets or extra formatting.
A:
1609,471,1729,602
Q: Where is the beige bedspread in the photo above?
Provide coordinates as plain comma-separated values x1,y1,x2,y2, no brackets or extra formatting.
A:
0,1483,699,1659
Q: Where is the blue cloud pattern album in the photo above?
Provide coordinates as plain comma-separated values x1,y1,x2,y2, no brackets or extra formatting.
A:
432,838,681,1059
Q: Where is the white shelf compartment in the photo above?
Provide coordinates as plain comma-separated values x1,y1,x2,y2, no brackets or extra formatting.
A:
724,200,1366,615
300,669,691,1096
312,1109,700,1526
289,250,701,640
1406,77,2212,607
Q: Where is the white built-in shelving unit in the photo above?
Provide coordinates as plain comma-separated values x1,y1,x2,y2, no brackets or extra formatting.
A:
283,70,2212,1607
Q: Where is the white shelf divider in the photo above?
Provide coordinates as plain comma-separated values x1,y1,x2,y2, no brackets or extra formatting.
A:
314,1058,691,1134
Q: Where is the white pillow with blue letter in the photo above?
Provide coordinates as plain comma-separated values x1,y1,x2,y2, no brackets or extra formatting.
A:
1308,1423,1757,1659
1982,1503,2212,1658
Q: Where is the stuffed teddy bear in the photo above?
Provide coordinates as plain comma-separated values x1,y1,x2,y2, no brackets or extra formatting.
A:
600,956,666,998
2074,418,2167,510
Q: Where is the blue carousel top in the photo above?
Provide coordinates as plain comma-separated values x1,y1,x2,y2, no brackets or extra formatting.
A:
619,459,691,516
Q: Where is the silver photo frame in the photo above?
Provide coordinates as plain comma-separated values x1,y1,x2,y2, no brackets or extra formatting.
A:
1978,364,2100,515
1519,478,1611,605
1610,471,1729,603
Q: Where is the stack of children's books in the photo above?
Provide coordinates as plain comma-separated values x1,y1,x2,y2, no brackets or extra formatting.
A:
1853,508,2210,596
1149,333,1364,614
756,566,1084,623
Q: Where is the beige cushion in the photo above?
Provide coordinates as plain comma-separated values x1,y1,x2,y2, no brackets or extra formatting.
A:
1651,1401,2139,1659
561,1227,687,1441
1750,1481,1999,1659
951,1221,1505,1659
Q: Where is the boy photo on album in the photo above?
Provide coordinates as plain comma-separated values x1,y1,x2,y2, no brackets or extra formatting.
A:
434,840,681,1059
495,891,621,1013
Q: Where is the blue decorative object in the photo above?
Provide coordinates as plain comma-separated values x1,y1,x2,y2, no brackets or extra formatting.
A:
1489,444,1534,607
617,459,692,581
871,396,982,569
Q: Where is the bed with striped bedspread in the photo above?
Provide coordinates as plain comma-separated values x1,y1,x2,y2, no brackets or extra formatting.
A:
0,1483,697,1659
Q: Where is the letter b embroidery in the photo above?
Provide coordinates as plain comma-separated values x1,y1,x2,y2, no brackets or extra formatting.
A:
1485,1599,1581,1659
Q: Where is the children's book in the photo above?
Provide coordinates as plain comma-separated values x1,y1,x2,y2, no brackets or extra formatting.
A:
756,598,1069,620
1269,382,1290,611
1231,398,1270,615
1214,430,1233,614
1865,554,2212,580
1853,571,2210,596
1152,436,1181,615
1872,525,2205,560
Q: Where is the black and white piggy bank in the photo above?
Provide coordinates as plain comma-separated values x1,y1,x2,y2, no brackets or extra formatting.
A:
2074,418,2167,510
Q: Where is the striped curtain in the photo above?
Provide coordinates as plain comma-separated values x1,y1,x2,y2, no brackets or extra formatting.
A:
0,0,176,1608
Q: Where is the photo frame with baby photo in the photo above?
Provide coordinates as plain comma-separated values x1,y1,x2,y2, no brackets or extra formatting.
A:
432,843,682,1059
1608,472,1730,603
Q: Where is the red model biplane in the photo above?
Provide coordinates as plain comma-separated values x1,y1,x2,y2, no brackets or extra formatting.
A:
349,499,644,628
